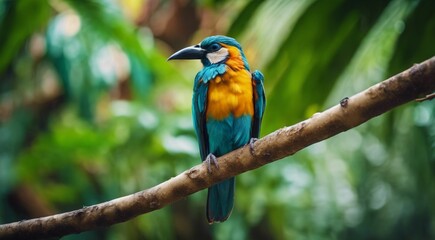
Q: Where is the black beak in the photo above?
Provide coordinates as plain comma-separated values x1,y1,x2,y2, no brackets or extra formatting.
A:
167,45,205,61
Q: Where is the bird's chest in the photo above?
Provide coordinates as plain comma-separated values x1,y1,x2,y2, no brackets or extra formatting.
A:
206,69,254,120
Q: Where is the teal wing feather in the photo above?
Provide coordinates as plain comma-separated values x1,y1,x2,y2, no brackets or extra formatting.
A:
192,75,209,161
251,70,266,138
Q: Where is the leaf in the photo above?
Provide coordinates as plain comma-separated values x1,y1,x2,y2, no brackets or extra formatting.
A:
0,0,51,74
387,0,435,76
261,0,390,133
227,0,265,38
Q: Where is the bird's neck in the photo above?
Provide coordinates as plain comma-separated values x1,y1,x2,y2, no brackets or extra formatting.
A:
220,44,250,71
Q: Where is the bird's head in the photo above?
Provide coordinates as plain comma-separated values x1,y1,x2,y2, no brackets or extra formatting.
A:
168,35,250,70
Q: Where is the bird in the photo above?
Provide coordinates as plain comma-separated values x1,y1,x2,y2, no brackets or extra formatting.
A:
168,35,265,223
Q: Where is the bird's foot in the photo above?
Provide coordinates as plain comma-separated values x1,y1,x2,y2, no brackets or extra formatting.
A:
248,138,258,155
205,153,219,173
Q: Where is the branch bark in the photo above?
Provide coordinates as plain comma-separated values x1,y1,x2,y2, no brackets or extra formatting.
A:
1,57,435,240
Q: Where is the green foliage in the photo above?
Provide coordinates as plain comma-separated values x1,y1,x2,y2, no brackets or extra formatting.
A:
1,0,435,239
0,0,51,74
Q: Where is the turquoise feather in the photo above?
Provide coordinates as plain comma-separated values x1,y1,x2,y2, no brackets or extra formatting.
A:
205,114,252,222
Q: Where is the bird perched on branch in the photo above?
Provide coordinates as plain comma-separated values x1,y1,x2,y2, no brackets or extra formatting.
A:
168,35,265,223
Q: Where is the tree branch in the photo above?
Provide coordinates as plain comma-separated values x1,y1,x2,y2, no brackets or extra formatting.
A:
1,57,435,240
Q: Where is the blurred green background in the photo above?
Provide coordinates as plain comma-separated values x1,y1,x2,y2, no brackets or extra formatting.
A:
1,0,434,239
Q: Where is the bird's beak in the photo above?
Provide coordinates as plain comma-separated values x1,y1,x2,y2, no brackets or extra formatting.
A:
167,45,205,61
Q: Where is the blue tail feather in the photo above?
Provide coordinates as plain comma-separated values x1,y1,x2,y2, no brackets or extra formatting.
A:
206,177,235,223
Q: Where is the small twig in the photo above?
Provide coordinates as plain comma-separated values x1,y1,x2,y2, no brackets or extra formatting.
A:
416,92,435,102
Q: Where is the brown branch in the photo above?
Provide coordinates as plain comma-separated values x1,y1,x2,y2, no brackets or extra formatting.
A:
1,56,435,240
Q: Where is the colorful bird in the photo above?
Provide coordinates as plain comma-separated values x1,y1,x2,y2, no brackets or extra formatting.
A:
168,35,265,223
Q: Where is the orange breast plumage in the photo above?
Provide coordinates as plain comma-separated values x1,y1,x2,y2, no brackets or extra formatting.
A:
206,68,254,120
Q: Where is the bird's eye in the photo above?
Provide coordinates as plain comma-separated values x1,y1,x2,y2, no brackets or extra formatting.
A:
210,43,221,52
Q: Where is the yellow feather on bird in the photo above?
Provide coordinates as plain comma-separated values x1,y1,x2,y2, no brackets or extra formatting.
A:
206,44,254,120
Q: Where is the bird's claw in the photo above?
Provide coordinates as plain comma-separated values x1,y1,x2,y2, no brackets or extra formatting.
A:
249,138,258,155
205,153,218,173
